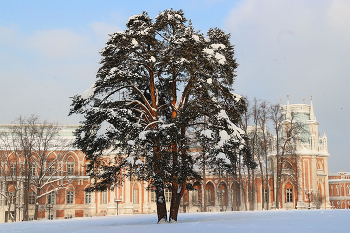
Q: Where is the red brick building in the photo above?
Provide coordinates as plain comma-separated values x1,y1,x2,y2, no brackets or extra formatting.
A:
0,98,335,222
328,171,350,209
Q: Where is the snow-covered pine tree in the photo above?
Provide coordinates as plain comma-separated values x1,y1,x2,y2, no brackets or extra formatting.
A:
69,9,254,223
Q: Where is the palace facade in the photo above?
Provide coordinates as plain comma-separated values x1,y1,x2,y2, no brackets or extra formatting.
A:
0,97,337,223
328,171,350,209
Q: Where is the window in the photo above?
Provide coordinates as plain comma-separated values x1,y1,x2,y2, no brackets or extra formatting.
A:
336,185,339,195
165,189,172,202
264,189,268,203
218,189,224,206
133,189,138,204
347,185,350,195
102,190,107,204
331,186,333,196
10,163,16,176
150,190,156,202
30,166,36,176
286,189,292,202
192,189,198,205
29,192,36,204
67,191,74,204
48,165,55,176
47,192,55,205
85,191,91,204
9,192,16,205
67,164,74,176
206,189,211,204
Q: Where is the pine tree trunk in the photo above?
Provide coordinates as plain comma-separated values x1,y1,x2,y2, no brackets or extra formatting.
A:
153,146,167,223
169,182,185,221
155,186,167,223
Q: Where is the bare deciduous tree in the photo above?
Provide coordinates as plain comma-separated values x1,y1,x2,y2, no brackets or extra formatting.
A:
1,115,73,221
269,104,304,209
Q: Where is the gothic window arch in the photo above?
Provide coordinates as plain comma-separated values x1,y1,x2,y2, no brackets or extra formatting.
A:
65,152,78,176
206,181,215,206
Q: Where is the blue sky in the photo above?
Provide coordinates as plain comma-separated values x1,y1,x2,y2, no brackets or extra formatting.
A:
1,0,349,172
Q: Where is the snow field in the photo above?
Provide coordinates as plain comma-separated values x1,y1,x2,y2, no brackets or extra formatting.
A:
1,209,349,233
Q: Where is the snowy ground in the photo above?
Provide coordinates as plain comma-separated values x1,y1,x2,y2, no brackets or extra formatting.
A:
1,209,349,233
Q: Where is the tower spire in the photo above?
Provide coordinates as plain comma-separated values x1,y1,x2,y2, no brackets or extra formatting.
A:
310,95,316,121
286,95,291,120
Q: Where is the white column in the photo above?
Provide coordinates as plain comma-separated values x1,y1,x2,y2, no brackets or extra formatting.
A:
311,154,317,209
296,156,305,209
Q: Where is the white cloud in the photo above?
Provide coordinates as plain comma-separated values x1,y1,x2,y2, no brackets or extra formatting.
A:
28,29,94,59
0,22,123,125
224,0,350,172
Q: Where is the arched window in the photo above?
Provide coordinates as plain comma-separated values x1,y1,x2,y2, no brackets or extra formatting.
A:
285,183,293,203
206,182,215,206
8,186,16,204
286,189,293,202
10,163,17,176
133,189,138,204
29,192,36,204
47,192,55,205
30,166,36,176
85,191,91,204
101,190,107,204
66,154,76,176
192,189,198,205
206,189,211,204
67,190,74,204
264,189,268,203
